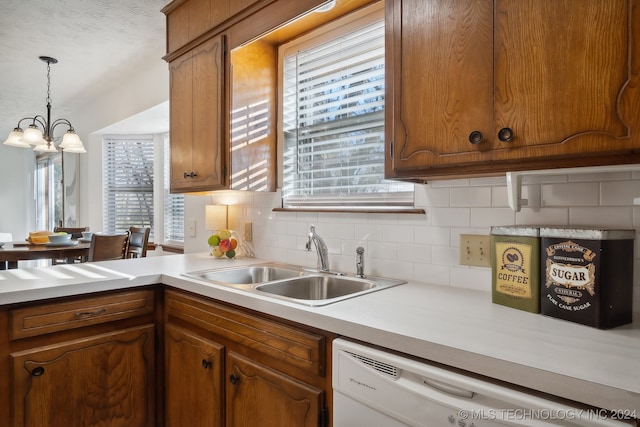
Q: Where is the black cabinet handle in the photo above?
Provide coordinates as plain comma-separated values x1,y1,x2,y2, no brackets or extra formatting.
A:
498,127,514,142
32,367,45,377
229,374,240,385
183,172,189,179
468,131,483,145
202,359,212,370
183,172,198,179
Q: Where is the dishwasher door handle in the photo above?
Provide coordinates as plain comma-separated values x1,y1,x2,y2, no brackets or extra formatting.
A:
422,378,475,399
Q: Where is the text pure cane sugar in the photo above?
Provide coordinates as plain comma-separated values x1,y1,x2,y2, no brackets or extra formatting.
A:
540,227,634,329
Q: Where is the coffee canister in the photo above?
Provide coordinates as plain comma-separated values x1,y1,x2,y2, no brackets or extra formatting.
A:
490,226,540,313
540,227,635,329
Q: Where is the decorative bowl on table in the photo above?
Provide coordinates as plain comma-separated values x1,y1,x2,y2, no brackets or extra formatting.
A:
48,233,72,244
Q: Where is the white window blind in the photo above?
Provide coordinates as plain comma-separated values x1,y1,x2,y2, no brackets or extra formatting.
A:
103,136,154,239
163,134,184,243
281,9,413,208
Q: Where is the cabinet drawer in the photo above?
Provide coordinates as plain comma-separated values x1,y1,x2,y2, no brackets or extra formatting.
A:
165,290,326,376
10,290,155,340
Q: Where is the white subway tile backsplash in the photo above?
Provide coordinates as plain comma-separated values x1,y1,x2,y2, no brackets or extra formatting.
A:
430,207,470,227
470,208,514,228
541,182,599,206
381,259,414,281
515,207,569,225
451,186,492,207
413,263,450,285
600,181,640,206
355,223,385,242
431,246,459,266
415,185,450,207
382,224,415,243
569,207,634,228
397,244,431,263
200,172,638,314
415,226,451,246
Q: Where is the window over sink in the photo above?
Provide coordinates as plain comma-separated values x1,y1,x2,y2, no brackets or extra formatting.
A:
279,3,413,210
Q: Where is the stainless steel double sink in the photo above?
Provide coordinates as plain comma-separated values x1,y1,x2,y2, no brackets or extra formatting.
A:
183,263,405,306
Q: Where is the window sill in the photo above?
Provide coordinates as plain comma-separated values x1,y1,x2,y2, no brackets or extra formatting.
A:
273,208,425,214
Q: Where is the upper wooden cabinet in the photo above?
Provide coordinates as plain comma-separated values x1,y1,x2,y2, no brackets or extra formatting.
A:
163,0,333,193
163,0,264,54
169,35,227,193
386,0,640,181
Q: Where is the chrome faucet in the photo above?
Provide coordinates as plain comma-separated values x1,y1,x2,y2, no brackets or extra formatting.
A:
306,225,330,271
356,247,365,278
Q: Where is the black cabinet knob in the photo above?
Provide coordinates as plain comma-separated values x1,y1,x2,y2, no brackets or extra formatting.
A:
468,131,483,145
498,127,514,142
183,172,198,179
202,359,212,369
229,374,240,385
31,367,45,377
183,172,189,179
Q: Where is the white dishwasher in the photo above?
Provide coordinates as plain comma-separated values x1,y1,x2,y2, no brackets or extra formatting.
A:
333,339,632,427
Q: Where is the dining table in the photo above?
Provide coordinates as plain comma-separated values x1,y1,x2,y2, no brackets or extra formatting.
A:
0,240,91,269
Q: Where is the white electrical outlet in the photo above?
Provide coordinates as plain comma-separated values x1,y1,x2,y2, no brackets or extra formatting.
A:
188,219,196,238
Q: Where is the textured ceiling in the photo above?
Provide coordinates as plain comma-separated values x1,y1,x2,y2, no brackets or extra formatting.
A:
0,0,170,139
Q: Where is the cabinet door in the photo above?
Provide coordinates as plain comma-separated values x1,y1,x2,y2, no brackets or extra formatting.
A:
169,49,195,192
226,352,324,427
170,35,227,193
165,325,224,427
386,0,494,177
493,0,639,162
388,0,640,180
10,325,155,427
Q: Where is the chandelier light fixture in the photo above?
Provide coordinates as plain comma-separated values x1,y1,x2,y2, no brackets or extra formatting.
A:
3,56,85,153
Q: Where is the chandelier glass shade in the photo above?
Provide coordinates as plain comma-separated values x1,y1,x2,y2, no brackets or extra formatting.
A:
2,56,86,153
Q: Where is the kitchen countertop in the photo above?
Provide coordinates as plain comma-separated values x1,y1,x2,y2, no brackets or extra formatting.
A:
0,254,638,413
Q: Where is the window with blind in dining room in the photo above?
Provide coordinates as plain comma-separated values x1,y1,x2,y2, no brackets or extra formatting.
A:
280,3,413,209
103,136,154,239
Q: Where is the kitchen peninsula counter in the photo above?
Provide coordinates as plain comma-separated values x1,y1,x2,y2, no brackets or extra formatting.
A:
0,254,638,414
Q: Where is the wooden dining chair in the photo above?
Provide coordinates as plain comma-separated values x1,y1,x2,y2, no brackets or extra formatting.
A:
87,233,130,262
53,226,89,239
127,227,151,258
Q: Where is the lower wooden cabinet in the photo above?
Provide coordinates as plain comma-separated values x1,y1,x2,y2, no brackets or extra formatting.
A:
0,287,333,426
226,351,323,427
164,290,333,427
11,324,155,427
165,325,224,426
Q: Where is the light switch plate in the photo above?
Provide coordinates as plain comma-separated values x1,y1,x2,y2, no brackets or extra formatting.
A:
459,234,491,267
244,222,253,242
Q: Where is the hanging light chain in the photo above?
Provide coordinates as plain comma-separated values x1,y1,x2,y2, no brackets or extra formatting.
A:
46,60,52,105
